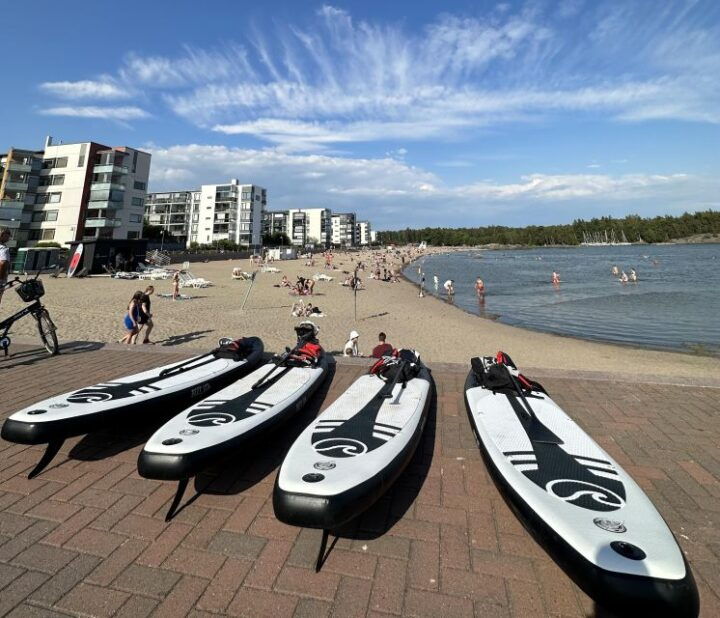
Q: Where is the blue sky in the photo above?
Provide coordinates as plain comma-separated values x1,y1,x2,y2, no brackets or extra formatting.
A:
2,0,719,229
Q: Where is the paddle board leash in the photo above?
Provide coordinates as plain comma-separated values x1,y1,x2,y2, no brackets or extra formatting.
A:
240,271,257,311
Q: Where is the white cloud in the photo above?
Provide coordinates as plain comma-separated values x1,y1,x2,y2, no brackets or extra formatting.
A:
39,106,150,120
39,79,129,99
145,143,717,228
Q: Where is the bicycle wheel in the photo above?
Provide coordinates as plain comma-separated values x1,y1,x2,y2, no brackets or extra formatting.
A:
36,309,59,356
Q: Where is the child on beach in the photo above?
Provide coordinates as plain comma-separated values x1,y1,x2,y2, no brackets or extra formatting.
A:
172,272,180,300
343,331,361,357
120,291,143,344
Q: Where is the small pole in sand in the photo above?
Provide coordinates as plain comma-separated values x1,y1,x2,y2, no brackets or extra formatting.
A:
353,265,358,322
241,271,257,311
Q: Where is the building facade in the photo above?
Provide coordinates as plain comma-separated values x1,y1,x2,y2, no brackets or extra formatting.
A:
0,137,150,248
262,208,332,247
331,212,357,247
146,179,266,249
356,220,371,245
144,191,195,246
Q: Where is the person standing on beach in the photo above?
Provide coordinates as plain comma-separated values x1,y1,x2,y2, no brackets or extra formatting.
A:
172,271,180,300
135,286,155,344
120,291,143,344
0,228,11,307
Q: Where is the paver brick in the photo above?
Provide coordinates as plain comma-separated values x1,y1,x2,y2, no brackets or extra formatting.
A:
331,575,372,617
207,529,267,559
84,537,148,586
64,526,125,557
228,586,299,618
12,543,77,575
112,563,181,598
28,552,102,605
0,570,50,617
151,574,209,617
275,565,341,601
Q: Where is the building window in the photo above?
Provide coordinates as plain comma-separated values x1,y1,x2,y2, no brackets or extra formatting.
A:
129,214,143,223
31,210,58,222
28,230,42,240
42,229,56,240
134,181,146,190
191,224,198,232
35,192,62,204
131,197,144,207
38,174,64,187
32,212,44,222
54,157,68,168
127,231,139,239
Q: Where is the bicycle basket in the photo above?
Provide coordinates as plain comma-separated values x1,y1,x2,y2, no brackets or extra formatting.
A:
16,279,45,302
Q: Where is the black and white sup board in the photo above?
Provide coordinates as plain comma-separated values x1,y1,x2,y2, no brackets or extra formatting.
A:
464,355,699,618
274,354,433,537
1,337,264,479
138,353,330,482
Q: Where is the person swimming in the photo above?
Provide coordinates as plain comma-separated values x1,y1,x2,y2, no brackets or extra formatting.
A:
475,277,485,296
551,271,561,285
629,269,638,282
611,265,620,276
620,271,629,283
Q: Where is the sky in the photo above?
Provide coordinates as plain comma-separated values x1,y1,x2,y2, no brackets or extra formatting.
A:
2,0,719,230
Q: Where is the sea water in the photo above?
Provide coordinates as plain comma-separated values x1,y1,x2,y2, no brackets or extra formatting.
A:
403,244,720,355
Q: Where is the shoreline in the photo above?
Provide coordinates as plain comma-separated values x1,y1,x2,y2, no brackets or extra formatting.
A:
2,248,718,381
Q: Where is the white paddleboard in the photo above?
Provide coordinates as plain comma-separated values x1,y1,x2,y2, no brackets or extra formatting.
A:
138,354,330,480
67,243,83,277
464,356,698,617
274,354,433,530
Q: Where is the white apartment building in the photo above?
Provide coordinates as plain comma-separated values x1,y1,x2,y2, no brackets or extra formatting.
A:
190,180,265,248
0,137,151,248
356,220,371,245
262,208,332,247
331,212,357,247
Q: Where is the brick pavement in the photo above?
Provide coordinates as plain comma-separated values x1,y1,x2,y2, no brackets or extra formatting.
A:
1,342,719,617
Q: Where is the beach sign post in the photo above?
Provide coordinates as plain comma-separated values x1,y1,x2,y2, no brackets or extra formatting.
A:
353,265,358,322
240,271,257,311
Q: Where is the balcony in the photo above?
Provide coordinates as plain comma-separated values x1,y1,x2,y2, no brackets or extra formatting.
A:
89,199,124,210
0,204,24,226
7,161,32,173
90,182,125,192
5,181,29,191
85,217,121,228
93,164,129,175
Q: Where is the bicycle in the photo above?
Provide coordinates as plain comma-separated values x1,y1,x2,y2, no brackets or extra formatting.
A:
0,273,59,357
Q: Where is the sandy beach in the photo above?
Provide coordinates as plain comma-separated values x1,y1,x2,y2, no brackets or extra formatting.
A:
3,248,719,381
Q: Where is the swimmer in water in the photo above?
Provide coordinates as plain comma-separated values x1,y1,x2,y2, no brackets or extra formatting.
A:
620,271,629,283
551,271,560,285
611,265,620,276
629,269,637,282
475,277,485,296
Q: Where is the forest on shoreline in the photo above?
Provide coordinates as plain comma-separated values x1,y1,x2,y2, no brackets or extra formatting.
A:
378,210,720,247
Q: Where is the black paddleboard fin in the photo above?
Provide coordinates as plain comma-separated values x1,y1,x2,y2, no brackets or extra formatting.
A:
315,529,339,572
28,439,64,479
165,478,189,522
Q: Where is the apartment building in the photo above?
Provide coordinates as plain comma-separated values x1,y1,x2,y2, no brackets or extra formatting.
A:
331,212,357,247
356,220,371,245
144,190,196,245
0,137,151,248
262,208,332,247
146,179,266,248
0,148,43,247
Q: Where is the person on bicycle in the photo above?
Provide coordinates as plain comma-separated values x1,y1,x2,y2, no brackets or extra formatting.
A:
0,228,11,306
120,291,143,344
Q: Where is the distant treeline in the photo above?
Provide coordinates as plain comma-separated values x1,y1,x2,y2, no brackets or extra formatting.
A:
377,210,720,246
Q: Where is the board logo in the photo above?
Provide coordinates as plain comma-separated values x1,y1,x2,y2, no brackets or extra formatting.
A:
49,403,69,408
180,428,199,435
546,479,625,512
593,518,627,533
313,438,368,457
67,391,112,404
314,461,336,470
188,412,236,426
